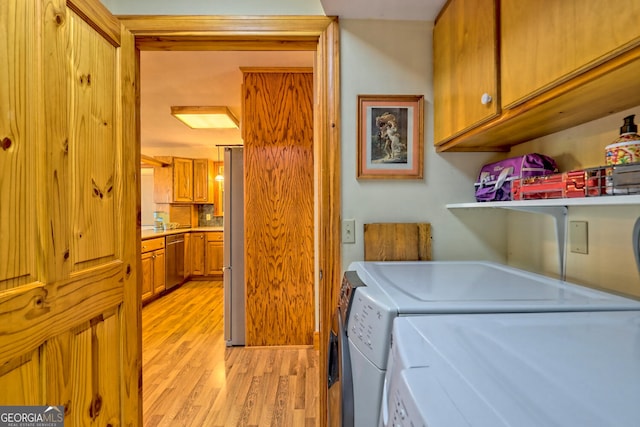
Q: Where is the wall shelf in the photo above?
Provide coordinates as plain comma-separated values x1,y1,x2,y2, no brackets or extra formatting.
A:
447,195,640,280
446,195,640,209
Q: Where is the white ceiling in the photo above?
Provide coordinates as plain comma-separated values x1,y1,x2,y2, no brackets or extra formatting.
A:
141,0,446,155
141,50,314,152
320,0,446,21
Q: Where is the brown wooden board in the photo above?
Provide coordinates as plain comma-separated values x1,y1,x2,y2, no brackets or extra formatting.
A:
364,223,432,261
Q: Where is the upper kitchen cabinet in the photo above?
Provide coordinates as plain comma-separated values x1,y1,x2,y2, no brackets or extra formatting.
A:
172,157,194,202
154,156,214,204
154,156,193,203
193,158,211,203
501,0,640,108
434,0,640,152
433,0,499,145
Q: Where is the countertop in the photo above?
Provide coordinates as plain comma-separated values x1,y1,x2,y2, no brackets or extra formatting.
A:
141,226,223,240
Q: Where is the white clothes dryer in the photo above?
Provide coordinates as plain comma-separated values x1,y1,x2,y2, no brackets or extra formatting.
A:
381,311,640,427
326,261,640,427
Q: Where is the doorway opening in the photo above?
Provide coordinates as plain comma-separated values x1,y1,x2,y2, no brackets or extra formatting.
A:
123,15,341,426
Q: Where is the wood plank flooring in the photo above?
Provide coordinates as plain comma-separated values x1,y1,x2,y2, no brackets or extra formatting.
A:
142,280,319,426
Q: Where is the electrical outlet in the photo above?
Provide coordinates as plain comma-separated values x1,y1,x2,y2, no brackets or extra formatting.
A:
569,221,588,254
342,219,356,244
206,213,211,220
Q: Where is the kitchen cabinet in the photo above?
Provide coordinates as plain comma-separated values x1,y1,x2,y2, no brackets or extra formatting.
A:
193,158,211,203
501,0,640,108
433,0,499,145
205,231,224,276
154,156,193,203
213,161,224,216
434,0,640,151
191,232,206,276
154,157,216,204
184,232,192,278
141,237,166,303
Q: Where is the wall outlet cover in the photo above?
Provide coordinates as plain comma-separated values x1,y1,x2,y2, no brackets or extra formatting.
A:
569,221,588,254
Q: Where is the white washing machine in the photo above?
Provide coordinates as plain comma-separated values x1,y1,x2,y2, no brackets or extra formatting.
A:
381,311,640,427
326,261,640,427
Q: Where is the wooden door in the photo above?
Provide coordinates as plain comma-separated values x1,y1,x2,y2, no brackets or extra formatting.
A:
243,68,314,346
433,0,499,145
0,0,139,425
191,232,206,276
152,249,166,294
173,157,193,202
193,158,208,202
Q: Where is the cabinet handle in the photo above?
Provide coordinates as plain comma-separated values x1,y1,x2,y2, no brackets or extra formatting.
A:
200,235,204,239
481,93,492,105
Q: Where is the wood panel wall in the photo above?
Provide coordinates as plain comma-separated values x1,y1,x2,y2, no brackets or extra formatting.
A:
242,68,314,346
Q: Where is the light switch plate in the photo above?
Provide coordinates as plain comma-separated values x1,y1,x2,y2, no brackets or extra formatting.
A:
342,219,356,244
569,221,588,254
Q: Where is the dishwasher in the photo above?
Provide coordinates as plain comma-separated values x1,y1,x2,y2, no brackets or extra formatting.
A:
165,233,185,290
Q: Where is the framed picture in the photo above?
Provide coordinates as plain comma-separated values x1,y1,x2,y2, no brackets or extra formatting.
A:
357,94,424,180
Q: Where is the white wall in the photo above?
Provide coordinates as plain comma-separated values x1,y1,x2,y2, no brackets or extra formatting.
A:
339,19,506,269
509,106,640,297
101,0,324,15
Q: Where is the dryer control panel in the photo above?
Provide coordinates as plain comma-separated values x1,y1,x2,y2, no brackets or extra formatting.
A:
347,285,397,369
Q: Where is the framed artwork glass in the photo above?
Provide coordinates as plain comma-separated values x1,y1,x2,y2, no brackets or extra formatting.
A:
357,94,424,180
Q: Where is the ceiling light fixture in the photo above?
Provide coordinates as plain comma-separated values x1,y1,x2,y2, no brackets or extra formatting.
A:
171,106,239,129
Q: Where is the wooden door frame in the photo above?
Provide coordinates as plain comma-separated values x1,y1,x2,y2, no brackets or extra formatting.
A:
118,15,341,426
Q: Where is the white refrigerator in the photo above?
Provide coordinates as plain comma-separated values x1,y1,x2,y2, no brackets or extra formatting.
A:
223,146,245,346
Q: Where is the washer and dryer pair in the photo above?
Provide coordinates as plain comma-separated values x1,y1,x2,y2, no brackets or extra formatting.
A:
327,261,640,427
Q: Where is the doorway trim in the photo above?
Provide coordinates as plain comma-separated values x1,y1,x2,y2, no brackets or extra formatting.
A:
119,15,341,426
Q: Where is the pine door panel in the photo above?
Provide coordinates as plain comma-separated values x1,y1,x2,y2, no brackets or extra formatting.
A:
0,1,140,426
0,0,37,291
243,69,314,346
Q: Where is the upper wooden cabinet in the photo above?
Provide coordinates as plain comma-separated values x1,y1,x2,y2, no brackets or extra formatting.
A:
154,157,215,204
434,0,640,151
501,0,640,108
213,161,224,216
433,0,499,145
193,158,210,203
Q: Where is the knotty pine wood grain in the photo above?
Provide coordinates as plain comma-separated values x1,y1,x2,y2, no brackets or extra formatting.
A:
242,70,315,346
1,1,140,425
142,280,318,426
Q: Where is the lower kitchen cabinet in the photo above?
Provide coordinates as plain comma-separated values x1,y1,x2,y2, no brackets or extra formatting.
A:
184,232,192,278
141,237,166,303
205,231,224,276
191,232,206,276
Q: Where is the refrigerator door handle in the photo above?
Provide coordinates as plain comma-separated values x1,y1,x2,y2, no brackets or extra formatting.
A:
222,266,231,272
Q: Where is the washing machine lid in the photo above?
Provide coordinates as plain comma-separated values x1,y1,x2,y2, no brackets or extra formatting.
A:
393,311,640,427
348,261,640,312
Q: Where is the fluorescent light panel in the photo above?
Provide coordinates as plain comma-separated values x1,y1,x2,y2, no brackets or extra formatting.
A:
171,106,239,129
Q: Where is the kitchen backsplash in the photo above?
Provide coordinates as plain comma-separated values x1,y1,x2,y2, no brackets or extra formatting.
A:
198,204,223,227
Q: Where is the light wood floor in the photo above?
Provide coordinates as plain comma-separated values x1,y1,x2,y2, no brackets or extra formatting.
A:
142,280,319,426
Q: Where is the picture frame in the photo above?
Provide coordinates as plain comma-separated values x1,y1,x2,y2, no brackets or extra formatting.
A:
357,94,424,180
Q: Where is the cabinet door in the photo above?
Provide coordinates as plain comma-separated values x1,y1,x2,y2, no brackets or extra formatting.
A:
173,157,193,202
501,0,640,108
184,233,192,278
152,249,165,294
433,0,499,145
206,240,223,276
141,251,154,301
193,158,209,203
191,232,206,276
213,162,224,216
